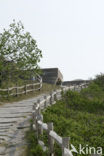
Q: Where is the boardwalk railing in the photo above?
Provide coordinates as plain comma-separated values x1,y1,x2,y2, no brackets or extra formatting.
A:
0,74,42,97
32,83,89,156
72,83,89,92
32,87,73,156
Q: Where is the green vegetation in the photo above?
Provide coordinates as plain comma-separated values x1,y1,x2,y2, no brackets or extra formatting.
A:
0,20,42,87
42,74,104,156
25,127,48,156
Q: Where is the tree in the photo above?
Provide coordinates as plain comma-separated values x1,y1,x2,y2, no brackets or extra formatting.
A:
0,20,42,86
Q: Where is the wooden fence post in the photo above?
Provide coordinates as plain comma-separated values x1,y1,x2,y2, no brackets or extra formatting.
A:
48,123,54,156
62,137,69,156
37,107,43,138
38,114,43,136
54,90,57,101
35,105,39,139
74,85,75,91
50,93,53,105
37,105,41,116
16,83,18,96
25,84,27,95
32,103,38,134
32,103,37,129
32,109,35,129
33,102,37,110
52,92,54,103
32,82,34,92
37,99,40,105
44,95,47,108
7,87,9,97
32,103,37,120
32,110,35,119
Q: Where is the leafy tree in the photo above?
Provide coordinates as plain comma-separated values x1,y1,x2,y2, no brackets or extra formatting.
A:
0,20,42,86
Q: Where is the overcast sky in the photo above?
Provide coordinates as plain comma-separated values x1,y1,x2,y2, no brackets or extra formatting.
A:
0,0,104,80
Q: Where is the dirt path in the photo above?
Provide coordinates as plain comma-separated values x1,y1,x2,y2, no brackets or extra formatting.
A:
0,94,45,156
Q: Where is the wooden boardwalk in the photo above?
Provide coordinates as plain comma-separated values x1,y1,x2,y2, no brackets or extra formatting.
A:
0,94,45,156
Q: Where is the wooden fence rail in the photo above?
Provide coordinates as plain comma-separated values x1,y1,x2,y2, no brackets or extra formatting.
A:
32,83,89,156
0,75,42,97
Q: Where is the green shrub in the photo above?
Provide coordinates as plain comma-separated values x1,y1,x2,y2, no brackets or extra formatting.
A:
26,129,48,156
43,78,104,156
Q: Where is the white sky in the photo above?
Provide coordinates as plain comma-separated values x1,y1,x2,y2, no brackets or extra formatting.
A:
0,0,104,81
